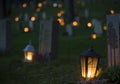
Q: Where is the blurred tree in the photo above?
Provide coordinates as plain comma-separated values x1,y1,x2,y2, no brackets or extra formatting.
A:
64,0,75,24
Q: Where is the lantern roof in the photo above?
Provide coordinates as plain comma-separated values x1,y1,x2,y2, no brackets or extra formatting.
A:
80,48,100,57
23,41,35,52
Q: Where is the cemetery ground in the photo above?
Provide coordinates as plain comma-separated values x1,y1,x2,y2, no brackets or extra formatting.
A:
0,1,120,84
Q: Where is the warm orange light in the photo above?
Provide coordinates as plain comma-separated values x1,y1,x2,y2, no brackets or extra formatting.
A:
22,3,27,8
81,57,98,79
36,8,41,12
58,3,62,8
57,12,62,17
72,21,79,27
57,18,64,23
103,25,107,31
38,3,43,7
15,17,19,22
24,27,29,32
91,33,97,39
95,68,102,77
110,9,115,14
60,22,65,26
31,16,36,21
60,10,64,15
43,1,47,5
87,22,92,28
25,52,33,61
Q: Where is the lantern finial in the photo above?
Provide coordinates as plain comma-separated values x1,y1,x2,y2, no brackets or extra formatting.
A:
88,46,93,51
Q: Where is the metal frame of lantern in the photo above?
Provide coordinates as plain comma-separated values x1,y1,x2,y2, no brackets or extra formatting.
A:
23,41,35,62
80,48,100,79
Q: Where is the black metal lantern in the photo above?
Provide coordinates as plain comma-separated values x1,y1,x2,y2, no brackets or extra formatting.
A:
80,48,100,79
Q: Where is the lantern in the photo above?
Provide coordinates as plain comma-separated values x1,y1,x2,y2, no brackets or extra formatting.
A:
87,22,92,28
23,41,35,62
57,18,65,26
24,27,29,33
103,24,107,31
91,33,97,40
110,9,115,14
80,48,100,79
57,12,62,17
38,3,42,8
72,21,79,27
22,3,27,8
31,16,36,21
15,17,19,22
36,8,41,12
58,3,62,8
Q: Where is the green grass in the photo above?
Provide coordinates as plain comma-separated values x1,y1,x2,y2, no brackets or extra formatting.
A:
0,0,120,84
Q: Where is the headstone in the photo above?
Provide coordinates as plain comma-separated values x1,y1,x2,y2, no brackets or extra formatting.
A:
42,12,47,20
24,13,29,22
29,20,34,31
38,18,59,61
107,14,120,67
0,19,10,53
66,24,73,36
91,18,103,36
84,8,89,18
17,21,22,31
34,13,38,18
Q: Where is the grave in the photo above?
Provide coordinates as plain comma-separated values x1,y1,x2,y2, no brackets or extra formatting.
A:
91,18,103,36
29,20,34,31
0,19,10,53
42,12,47,20
38,18,59,61
84,8,89,18
107,13,120,67
24,13,29,22
66,24,73,36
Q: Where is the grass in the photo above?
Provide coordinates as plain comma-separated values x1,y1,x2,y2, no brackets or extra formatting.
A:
0,0,120,84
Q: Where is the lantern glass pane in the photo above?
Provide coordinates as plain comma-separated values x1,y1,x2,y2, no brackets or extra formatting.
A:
25,52,33,61
81,56,86,78
87,57,98,78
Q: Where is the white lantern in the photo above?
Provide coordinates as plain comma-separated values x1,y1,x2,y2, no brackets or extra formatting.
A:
23,41,35,62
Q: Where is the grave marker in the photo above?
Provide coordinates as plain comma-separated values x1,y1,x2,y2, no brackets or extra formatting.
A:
0,19,10,53
29,20,34,31
38,18,59,61
107,14,120,67
24,13,29,22
91,18,103,36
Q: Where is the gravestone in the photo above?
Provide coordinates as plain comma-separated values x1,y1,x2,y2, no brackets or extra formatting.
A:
0,19,10,53
38,18,59,61
29,20,34,31
84,8,89,18
42,12,47,20
34,13,38,18
66,24,73,36
107,14,120,67
24,13,29,22
91,18,103,36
